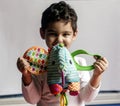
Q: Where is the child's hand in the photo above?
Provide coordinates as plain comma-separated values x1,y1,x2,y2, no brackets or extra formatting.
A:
90,56,108,88
93,56,109,76
17,57,32,85
17,57,30,75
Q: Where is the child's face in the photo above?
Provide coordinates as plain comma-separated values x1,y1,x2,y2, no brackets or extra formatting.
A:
40,20,77,49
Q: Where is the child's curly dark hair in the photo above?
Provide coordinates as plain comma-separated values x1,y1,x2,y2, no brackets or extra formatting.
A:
41,1,77,32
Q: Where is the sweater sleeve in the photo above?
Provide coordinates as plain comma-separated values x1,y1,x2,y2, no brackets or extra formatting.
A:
74,56,100,103
79,82,100,102
22,79,41,104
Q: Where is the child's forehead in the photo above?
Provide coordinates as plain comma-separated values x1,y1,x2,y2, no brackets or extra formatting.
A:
46,21,73,30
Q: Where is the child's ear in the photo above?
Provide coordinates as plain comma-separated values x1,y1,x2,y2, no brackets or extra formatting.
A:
73,30,78,40
40,28,45,39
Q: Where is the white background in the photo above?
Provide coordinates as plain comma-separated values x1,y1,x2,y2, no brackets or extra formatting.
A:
0,0,120,95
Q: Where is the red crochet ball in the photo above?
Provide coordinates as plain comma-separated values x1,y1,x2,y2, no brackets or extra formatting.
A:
49,84,63,95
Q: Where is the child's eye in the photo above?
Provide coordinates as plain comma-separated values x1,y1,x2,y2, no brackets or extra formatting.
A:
63,33,70,37
47,33,57,37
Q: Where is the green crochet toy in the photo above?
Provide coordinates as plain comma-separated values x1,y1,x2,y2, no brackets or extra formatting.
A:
47,43,80,96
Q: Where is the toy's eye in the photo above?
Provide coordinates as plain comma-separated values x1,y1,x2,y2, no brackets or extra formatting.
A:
52,61,55,65
69,60,72,64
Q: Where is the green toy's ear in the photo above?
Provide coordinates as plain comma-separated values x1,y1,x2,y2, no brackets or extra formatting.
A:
71,49,101,71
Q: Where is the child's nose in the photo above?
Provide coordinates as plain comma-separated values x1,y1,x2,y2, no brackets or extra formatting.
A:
57,35,63,43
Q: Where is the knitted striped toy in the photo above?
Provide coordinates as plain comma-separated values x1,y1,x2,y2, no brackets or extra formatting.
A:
47,43,80,96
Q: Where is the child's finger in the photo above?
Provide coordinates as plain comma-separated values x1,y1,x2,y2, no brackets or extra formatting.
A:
94,55,101,60
94,61,105,71
94,57,108,72
17,57,28,71
101,57,109,65
17,57,23,70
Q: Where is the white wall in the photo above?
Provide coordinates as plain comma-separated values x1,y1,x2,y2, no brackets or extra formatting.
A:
0,0,120,95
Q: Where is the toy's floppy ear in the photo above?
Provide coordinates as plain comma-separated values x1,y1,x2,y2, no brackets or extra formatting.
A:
40,28,45,39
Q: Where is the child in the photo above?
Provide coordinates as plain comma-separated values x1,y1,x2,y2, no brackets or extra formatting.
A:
17,1,108,106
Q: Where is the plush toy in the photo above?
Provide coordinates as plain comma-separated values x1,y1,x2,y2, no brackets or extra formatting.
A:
23,46,48,75
47,43,80,96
